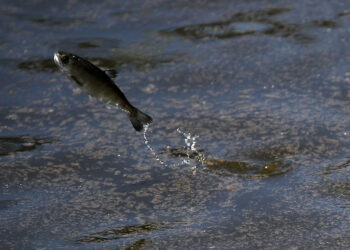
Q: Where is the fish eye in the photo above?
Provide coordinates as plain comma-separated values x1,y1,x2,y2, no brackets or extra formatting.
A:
61,55,69,64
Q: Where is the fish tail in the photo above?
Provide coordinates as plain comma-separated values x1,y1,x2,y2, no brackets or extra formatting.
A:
129,108,153,132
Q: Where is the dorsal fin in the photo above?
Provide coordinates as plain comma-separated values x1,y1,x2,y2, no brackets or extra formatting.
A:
104,69,118,79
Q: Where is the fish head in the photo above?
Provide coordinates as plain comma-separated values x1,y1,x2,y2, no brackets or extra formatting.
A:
54,51,82,74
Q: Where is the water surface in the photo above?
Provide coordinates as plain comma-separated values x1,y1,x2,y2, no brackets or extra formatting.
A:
1,0,350,249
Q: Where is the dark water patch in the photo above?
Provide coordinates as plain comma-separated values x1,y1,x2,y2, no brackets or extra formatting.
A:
168,111,345,162
241,146,298,162
28,17,88,27
50,37,122,51
162,145,292,178
205,157,291,179
125,239,151,250
74,221,169,245
161,7,338,43
311,20,339,28
321,158,350,176
0,58,31,72
109,50,185,72
337,11,350,17
16,57,115,73
161,145,204,160
0,199,19,210
17,58,57,73
195,210,350,249
0,9,89,28
316,181,350,200
78,42,99,49
0,135,53,156
89,56,157,73
17,52,182,73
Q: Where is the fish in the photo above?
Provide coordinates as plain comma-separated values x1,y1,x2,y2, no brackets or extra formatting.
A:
54,51,152,131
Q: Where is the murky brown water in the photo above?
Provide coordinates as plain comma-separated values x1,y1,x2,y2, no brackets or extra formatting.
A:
1,0,350,249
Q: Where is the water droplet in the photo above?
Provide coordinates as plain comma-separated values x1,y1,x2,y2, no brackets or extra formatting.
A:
143,124,166,166
177,128,205,172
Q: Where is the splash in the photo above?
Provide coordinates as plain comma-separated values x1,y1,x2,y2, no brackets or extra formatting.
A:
176,128,205,174
143,124,166,166
142,125,205,173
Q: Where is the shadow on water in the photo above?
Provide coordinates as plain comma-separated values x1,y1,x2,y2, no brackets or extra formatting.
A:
0,135,52,156
160,7,338,43
74,221,170,245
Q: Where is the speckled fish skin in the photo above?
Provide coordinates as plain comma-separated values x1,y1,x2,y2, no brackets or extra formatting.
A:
54,51,152,131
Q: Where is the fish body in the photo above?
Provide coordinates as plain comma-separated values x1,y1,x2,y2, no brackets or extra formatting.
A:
54,51,152,131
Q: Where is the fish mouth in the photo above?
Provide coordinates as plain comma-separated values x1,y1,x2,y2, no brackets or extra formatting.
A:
54,52,61,66
54,51,69,72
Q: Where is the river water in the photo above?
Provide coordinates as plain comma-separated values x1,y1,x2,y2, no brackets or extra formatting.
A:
1,0,350,249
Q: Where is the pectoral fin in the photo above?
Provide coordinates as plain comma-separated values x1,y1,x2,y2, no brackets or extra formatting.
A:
70,75,84,86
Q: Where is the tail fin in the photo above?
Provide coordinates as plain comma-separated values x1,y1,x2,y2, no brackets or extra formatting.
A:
129,108,153,132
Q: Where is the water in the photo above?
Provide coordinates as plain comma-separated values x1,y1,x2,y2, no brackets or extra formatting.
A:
1,0,350,249
143,124,166,166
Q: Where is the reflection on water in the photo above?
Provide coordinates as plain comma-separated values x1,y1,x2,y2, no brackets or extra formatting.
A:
0,135,52,156
161,7,338,42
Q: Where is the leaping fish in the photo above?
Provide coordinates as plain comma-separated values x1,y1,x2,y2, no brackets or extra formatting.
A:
54,51,152,131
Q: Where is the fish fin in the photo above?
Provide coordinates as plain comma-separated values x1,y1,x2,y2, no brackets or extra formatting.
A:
129,108,153,132
104,69,118,79
70,75,84,86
